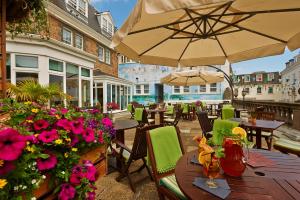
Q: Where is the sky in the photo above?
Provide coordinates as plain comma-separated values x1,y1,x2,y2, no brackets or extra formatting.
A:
91,0,300,75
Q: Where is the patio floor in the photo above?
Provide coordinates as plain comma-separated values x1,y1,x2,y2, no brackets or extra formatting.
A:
94,112,300,200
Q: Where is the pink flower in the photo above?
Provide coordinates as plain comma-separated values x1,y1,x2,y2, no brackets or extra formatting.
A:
37,152,57,171
102,118,112,127
33,119,49,131
98,130,104,144
0,128,26,161
57,119,72,131
61,108,68,115
0,161,15,175
38,129,59,143
70,172,83,186
70,134,79,147
83,160,97,182
71,120,84,135
25,135,38,144
82,128,95,143
49,108,57,116
58,184,76,200
86,192,96,200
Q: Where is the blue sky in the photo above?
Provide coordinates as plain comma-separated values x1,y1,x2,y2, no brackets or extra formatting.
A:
91,0,300,75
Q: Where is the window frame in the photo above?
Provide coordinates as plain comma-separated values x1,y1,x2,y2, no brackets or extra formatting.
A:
244,75,251,82
268,86,273,94
105,48,111,64
257,87,262,94
210,83,217,92
173,86,180,94
183,86,190,93
75,33,83,50
199,85,206,93
267,73,275,81
256,74,263,82
62,27,73,45
98,46,104,62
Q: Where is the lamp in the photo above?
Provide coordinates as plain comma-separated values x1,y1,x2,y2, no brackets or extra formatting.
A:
241,88,247,108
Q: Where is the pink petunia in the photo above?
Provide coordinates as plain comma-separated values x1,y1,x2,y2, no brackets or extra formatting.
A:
102,118,112,127
86,192,96,200
25,135,38,144
70,171,84,186
83,160,97,182
70,134,79,147
0,128,26,161
61,108,68,115
33,119,49,131
58,184,76,200
37,152,57,171
0,161,16,176
82,128,95,143
57,119,72,131
49,108,57,116
71,120,84,135
38,129,59,143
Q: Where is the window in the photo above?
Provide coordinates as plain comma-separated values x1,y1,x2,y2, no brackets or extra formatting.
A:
268,87,273,94
82,80,90,107
199,85,206,93
78,0,86,15
144,84,149,94
244,75,250,82
244,88,250,94
105,48,111,64
98,46,104,62
16,55,38,68
62,27,72,45
102,18,108,31
49,75,64,106
210,83,217,92
107,84,111,103
256,74,263,82
75,34,83,49
267,73,274,81
108,22,113,36
174,86,180,94
66,63,79,106
257,87,262,94
6,54,11,82
67,0,87,16
81,68,90,77
183,86,190,93
49,59,63,72
68,0,77,9
135,85,141,94
16,72,38,84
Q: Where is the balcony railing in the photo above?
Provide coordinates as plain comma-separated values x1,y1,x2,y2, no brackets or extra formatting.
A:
232,99,300,131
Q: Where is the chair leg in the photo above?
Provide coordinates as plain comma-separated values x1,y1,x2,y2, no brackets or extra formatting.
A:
127,172,136,193
142,158,153,181
265,136,273,151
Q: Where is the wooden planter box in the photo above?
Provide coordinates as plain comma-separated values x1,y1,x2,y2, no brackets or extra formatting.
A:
32,145,107,200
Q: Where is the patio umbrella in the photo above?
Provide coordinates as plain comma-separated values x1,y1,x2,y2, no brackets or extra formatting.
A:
112,0,300,67
161,69,224,86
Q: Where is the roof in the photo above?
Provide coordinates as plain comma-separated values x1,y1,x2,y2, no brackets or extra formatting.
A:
50,0,104,35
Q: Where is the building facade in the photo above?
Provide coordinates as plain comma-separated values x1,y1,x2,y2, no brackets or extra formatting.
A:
233,71,282,101
281,54,300,102
5,0,132,111
119,57,231,105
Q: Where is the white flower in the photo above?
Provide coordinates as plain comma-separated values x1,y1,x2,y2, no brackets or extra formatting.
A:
32,179,37,184
32,162,37,166
31,197,37,200
61,171,65,175
22,185,27,189
14,186,19,191
42,175,46,179
32,167,36,170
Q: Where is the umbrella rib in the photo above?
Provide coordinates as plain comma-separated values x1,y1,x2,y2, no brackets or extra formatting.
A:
209,17,287,43
165,27,202,38
207,20,228,57
185,9,204,35
138,19,201,56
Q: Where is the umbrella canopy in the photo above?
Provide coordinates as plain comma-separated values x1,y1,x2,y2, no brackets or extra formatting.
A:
161,70,224,86
112,0,300,67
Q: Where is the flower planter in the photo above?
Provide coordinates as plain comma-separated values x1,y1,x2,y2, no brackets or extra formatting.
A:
29,145,107,199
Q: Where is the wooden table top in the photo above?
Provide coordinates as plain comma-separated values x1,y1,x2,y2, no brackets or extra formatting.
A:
147,109,166,113
175,149,300,200
231,118,285,130
113,119,138,131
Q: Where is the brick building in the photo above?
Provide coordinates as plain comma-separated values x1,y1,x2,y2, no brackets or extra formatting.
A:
5,0,132,110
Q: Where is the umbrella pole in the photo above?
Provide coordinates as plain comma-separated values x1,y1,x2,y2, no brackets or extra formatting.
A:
207,65,234,102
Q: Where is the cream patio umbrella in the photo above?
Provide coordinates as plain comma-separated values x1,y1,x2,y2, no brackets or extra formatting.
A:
161,69,224,86
112,0,300,67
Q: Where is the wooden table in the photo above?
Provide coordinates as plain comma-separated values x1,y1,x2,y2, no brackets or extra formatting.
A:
231,118,285,149
147,109,166,124
175,149,300,200
113,119,139,144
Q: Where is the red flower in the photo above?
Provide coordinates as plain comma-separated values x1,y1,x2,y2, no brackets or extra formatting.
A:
33,119,49,131
82,128,95,143
38,129,59,143
58,184,76,200
37,152,57,171
57,119,72,131
0,128,26,161
71,120,84,135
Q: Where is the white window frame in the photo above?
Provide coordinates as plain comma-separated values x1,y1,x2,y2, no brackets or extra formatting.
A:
105,48,111,65
108,22,113,36
134,84,149,95
244,75,251,82
183,86,190,93
173,86,180,94
62,27,72,45
102,17,108,32
75,33,83,50
199,85,206,93
257,86,262,94
66,0,88,17
256,74,263,82
210,83,217,93
267,73,274,81
98,46,104,62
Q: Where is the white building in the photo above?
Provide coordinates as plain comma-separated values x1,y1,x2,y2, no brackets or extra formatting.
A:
281,54,300,102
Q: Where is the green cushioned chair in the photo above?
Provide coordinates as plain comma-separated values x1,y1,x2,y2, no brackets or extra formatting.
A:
127,104,134,119
274,138,300,157
165,105,175,115
146,126,187,200
212,119,239,145
222,107,235,120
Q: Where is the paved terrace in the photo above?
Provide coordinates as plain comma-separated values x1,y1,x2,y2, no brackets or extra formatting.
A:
94,112,300,200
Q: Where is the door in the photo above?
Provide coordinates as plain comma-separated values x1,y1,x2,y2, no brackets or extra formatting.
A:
155,84,164,103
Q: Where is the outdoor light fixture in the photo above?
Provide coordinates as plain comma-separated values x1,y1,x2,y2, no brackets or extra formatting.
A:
241,88,247,108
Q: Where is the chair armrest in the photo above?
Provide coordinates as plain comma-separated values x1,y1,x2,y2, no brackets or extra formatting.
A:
114,140,132,153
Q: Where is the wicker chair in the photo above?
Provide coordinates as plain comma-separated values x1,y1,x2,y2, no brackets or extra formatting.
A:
114,125,163,192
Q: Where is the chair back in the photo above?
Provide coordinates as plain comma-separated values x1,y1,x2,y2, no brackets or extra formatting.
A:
173,108,183,126
146,126,185,181
257,111,275,120
131,124,162,160
196,111,213,136
149,103,158,110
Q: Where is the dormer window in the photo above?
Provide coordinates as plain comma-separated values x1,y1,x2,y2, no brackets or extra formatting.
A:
66,0,88,17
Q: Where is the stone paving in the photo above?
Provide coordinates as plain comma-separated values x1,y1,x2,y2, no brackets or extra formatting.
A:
95,112,300,200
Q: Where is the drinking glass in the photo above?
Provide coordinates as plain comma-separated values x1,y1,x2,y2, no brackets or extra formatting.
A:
203,157,220,188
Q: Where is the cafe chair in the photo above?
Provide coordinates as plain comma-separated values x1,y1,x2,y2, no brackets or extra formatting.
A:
182,104,192,120
250,111,276,150
164,105,175,118
273,138,300,157
196,111,213,138
146,126,187,200
114,124,162,192
134,108,154,127
222,105,235,120
164,108,183,126
212,119,239,144
127,103,134,119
